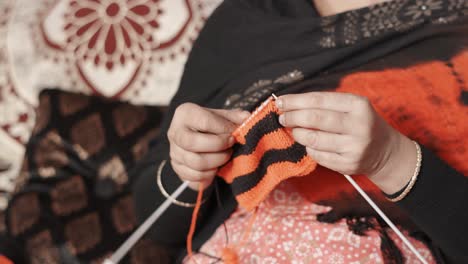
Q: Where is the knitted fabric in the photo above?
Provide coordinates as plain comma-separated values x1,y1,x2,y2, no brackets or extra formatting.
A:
218,96,317,211
188,51,468,263
0,256,12,264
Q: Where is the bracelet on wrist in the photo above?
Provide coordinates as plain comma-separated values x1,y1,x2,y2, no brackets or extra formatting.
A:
156,160,207,207
386,141,422,202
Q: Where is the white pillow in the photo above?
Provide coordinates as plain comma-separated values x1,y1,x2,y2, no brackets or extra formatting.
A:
0,0,222,203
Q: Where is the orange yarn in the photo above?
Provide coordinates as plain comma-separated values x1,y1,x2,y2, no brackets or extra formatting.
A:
186,186,258,263
220,207,258,263
186,182,204,263
210,97,315,261
187,97,300,262
218,97,317,211
220,247,239,264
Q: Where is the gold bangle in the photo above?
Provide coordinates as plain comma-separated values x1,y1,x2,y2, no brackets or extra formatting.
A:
387,141,422,202
156,160,204,208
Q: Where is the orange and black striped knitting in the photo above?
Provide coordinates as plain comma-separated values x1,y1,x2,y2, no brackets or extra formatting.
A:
187,96,317,262
218,96,317,211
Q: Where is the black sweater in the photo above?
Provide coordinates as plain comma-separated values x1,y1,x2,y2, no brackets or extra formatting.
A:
131,1,468,262
2,2,468,263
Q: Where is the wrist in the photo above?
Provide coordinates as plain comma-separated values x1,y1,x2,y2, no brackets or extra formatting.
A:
158,160,214,207
369,133,416,194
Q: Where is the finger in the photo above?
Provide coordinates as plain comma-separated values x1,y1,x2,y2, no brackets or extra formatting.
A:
171,145,232,171
171,159,217,182
187,178,215,191
292,128,349,153
182,105,238,134
306,147,345,167
279,109,349,133
209,109,250,125
173,128,235,152
169,143,188,164
277,92,362,113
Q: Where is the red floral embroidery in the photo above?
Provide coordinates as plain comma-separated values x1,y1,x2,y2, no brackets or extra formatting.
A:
64,0,163,70
36,0,207,98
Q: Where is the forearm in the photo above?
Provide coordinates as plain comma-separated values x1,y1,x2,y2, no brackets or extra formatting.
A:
386,146,468,262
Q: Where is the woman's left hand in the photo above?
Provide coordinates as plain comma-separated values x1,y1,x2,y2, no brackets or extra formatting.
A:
276,92,416,194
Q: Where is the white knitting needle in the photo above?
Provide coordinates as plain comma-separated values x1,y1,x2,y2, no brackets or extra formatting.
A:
103,181,190,264
105,94,427,264
342,174,428,264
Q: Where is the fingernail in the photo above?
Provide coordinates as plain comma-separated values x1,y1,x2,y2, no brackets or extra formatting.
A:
228,136,235,145
279,115,285,126
275,99,283,109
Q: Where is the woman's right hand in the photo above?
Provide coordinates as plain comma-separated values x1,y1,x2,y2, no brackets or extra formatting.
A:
168,103,249,190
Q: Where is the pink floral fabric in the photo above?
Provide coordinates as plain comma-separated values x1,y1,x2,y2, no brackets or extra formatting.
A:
186,181,436,264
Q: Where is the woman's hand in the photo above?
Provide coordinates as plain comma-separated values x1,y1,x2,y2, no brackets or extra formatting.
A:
276,92,417,194
168,103,249,190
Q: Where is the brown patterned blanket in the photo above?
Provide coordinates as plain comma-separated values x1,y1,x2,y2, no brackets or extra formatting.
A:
2,89,171,263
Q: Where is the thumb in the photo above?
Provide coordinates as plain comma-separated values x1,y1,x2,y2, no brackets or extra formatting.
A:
209,109,250,125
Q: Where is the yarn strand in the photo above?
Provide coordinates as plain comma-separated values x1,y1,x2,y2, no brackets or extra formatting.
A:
187,182,205,263
342,174,428,264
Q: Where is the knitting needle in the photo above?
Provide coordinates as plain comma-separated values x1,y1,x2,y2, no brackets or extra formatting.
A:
105,94,425,263
342,174,428,264
272,92,427,262
103,181,190,264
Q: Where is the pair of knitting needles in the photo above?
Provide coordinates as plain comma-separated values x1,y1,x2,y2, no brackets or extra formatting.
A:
104,94,427,264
